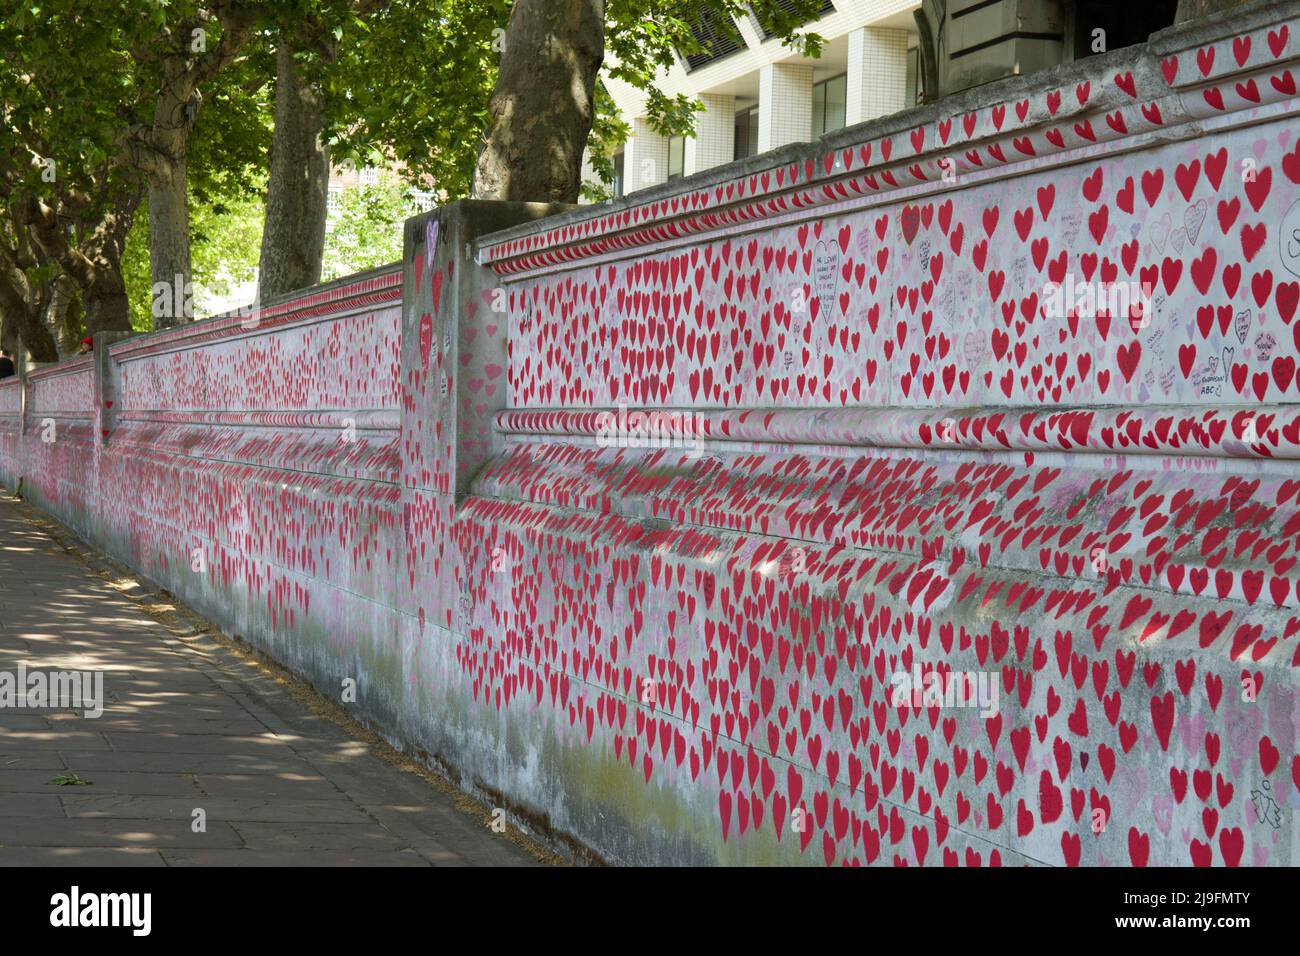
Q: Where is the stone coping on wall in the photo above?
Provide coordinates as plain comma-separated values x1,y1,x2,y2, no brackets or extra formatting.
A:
108,263,403,363
23,354,93,382
476,0,1300,278
11,265,402,383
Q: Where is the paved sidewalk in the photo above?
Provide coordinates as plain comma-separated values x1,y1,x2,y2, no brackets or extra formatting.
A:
0,493,545,867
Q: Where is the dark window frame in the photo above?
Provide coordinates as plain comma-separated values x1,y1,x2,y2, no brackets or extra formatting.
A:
612,150,625,197
733,105,760,161
811,72,847,139
667,135,686,180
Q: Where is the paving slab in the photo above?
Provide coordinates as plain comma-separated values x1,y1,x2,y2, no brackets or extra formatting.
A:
0,847,167,866
100,732,305,755
57,751,316,775
0,794,66,818
0,818,244,848
0,753,68,771
1,731,112,751
0,770,204,797
159,848,430,867
191,773,341,800
60,795,368,824
229,821,412,853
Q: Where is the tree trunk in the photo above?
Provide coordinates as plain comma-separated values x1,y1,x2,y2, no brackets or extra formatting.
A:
45,275,84,357
0,222,59,360
471,0,605,203
83,262,132,336
12,308,57,361
45,197,138,337
259,44,330,301
0,316,18,358
132,10,257,326
148,150,192,328
80,190,139,336
9,150,139,342
0,270,58,361
147,53,198,330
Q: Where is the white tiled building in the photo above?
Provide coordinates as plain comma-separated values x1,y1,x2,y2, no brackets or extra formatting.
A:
595,0,923,198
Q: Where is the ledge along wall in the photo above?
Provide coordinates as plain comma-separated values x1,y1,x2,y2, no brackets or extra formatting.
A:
2,0,1299,865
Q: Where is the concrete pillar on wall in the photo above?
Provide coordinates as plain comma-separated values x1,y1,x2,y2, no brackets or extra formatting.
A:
758,62,813,153
624,118,669,195
399,200,569,633
92,331,133,445
846,27,910,126
684,94,736,176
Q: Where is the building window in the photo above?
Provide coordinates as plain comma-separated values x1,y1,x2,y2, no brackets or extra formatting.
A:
359,166,379,186
811,73,847,139
612,150,625,198
327,184,343,214
667,135,685,180
408,189,436,212
734,106,759,161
